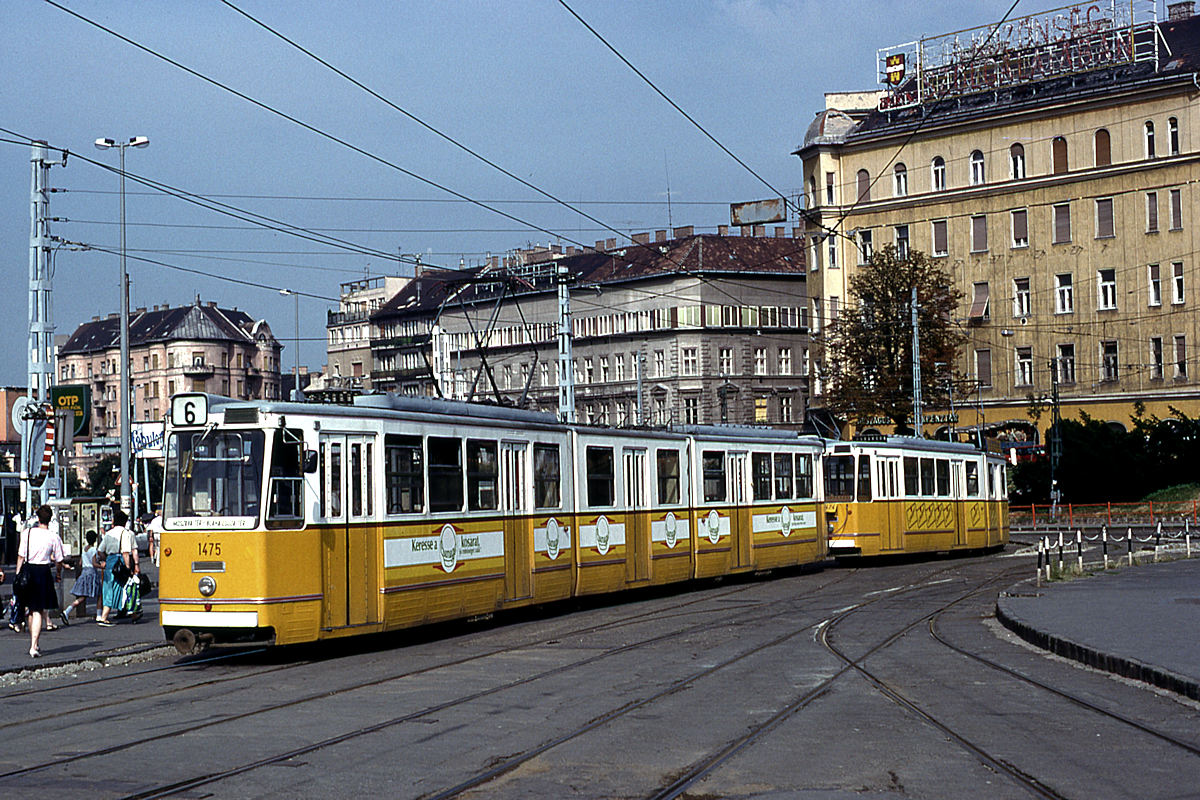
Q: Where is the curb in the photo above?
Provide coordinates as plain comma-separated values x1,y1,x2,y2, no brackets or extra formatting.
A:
995,588,1200,702
0,642,173,680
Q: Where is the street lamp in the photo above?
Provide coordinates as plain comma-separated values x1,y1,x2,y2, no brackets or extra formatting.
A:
94,135,148,517
280,289,299,400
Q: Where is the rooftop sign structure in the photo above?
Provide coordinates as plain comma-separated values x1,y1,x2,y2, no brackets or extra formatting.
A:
878,1,1161,110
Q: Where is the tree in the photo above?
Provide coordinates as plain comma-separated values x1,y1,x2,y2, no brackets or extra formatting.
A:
88,454,120,499
817,245,965,433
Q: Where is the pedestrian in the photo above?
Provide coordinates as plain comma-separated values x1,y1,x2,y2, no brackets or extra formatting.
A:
97,509,139,626
15,505,70,658
62,531,102,623
148,509,164,567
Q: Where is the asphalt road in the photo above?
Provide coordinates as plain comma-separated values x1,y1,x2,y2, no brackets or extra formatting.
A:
1,550,1198,799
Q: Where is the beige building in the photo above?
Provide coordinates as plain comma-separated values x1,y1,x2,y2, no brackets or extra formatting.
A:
58,299,283,469
325,276,409,392
797,3,1200,441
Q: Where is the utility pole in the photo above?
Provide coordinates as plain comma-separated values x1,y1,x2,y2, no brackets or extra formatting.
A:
556,262,575,423
1048,358,1063,515
910,286,923,437
26,142,67,513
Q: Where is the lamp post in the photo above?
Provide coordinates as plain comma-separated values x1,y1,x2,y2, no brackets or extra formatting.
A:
280,289,299,400
94,136,148,516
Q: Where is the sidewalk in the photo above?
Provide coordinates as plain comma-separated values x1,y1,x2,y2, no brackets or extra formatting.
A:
997,556,1200,701
0,561,169,677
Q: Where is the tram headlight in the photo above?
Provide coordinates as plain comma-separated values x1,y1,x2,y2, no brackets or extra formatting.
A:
198,576,217,597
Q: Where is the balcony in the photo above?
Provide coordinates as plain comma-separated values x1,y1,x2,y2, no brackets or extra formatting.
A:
328,309,371,326
183,362,215,378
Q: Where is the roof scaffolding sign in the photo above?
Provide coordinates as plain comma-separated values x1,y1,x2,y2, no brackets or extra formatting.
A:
878,1,1161,110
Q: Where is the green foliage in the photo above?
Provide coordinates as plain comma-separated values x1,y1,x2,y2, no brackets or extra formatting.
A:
1143,483,1200,502
818,246,965,432
87,454,119,499
1011,408,1200,503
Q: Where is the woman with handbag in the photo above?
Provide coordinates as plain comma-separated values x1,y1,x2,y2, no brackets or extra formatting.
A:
97,509,138,627
15,505,69,658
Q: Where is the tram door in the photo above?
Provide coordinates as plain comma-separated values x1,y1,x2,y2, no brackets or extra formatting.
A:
951,459,967,546
501,442,532,601
729,452,752,569
319,434,377,629
622,447,650,584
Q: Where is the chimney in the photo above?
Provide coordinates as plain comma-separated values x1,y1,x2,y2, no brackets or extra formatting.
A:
672,225,694,239
655,230,667,242
595,240,605,250
1169,2,1194,20
632,232,651,245
551,244,563,255
753,225,766,237
774,227,785,238
718,225,729,236
792,227,805,239
207,301,217,307
605,238,617,250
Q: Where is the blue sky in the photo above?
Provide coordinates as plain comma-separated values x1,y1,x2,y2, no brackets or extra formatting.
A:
1,0,1013,384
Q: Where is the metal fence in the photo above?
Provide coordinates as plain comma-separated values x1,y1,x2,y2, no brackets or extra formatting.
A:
1011,501,1200,530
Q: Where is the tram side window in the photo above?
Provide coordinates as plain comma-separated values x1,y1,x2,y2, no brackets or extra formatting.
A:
702,451,727,503
857,455,872,501
656,449,680,504
774,454,793,500
267,428,304,522
795,454,814,499
903,457,920,496
935,459,950,497
467,439,498,511
965,462,980,497
428,437,463,512
752,453,772,501
824,455,855,500
533,443,561,509
920,458,935,496
385,434,423,514
586,446,615,507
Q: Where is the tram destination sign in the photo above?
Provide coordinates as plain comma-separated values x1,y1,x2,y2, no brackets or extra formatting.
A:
878,2,1158,110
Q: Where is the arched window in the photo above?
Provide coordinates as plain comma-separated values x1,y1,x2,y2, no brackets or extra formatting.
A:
1145,121,1156,158
856,169,871,202
970,150,985,185
1052,136,1068,174
1094,129,1111,166
1009,143,1026,180
931,156,946,191
893,163,908,197
1169,117,1179,155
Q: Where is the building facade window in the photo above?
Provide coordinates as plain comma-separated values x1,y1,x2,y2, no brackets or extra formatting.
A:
1052,136,1069,173
779,347,792,375
1173,261,1186,304
1170,189,1183,230
1145,120,1156,158
1011,209,1028,247
1013,277,1031,317
826,171,835,204
1010,142,1026,179
1094,128,1111,166
1102,340,1120,381
1149,264,1162,306
1175,335,1188,379
931,219,948,256
1169,117,1180,155
719,347,733,375
1057,343,1076,384
858,229,873,264
895,224,910,257
893,163,907,197
754,347,767,375
931,156,946,190
970,215,988,253
970,150,985,185
1151,336,1165,380
1098,269,1118,310
969,282,990,322
681,347,697,376
856,169,870,202
809,236,821,271
1015,347,1033,386
827,235,838,269
975,348,992,388
1053,203,1071,243
1147,191,1159,233
614,354,625,382
683,395,699,424
1095,197,1115,238
754,396,768,423
1055,273,1074,314
779,395,793,423
654,350,665,378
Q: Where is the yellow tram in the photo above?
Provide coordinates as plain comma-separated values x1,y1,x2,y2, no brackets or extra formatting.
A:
158,393,828,651
822,435,1008,558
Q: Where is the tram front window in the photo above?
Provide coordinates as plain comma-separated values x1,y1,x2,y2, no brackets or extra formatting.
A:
165,430,265,521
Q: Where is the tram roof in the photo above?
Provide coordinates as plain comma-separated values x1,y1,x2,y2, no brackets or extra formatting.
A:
831,435,994,456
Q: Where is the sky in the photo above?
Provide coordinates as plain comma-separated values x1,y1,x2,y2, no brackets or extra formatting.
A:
0,0,1019,385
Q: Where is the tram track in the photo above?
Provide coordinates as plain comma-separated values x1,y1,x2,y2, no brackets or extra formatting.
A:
0,564,861,789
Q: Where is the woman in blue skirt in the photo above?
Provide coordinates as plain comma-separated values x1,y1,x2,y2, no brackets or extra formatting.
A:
98,509,133,626
62,530,101,624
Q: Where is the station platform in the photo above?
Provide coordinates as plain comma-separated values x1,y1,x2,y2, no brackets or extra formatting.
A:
998,556,1200,701
0,562,168,678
